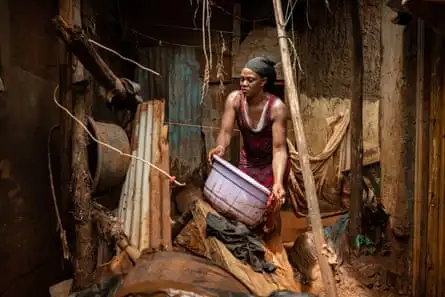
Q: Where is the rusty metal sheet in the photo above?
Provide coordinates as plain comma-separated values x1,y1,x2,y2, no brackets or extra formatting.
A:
115,251,252,297
137,47,203,182
118,100,171,251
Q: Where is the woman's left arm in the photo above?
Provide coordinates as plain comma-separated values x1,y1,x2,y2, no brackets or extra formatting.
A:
271,101,288,188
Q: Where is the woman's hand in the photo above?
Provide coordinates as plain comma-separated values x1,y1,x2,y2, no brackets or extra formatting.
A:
263,183,285,234
271,183,286,210
207,145,225,164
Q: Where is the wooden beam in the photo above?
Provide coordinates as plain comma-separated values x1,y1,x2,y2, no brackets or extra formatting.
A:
271,1,338,297
53,16,125,96
71,80,95,291
58,0,73,251
412,19,428,297
68,0,96,291
348,0,364,250
52,16,141,113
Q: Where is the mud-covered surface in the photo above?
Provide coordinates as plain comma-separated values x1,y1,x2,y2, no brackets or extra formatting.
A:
288,239,410,297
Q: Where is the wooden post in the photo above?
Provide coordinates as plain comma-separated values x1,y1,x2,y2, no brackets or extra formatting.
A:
349,0,364,250
71,80,95,291
58,0,73,237
271,1,338,297
57,0,96,291
413,19,428,297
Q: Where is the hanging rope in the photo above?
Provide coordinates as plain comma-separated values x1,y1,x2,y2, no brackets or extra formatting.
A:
216,32,227,96
200,0,212,104
47,125,71,260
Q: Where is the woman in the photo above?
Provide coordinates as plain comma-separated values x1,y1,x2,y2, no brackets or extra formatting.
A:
208,56,290,234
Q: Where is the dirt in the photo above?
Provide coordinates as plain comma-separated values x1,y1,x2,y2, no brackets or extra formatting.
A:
296,251,410,297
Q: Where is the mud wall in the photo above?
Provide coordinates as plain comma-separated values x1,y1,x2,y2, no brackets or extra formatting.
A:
234,0,416,235
235,0,381,157
0,0,68,296
380,6,416,239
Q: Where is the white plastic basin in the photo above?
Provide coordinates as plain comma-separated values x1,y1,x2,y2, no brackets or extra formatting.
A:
203,155,272,227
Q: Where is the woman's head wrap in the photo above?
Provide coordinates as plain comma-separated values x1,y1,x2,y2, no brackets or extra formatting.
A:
244,56,277,84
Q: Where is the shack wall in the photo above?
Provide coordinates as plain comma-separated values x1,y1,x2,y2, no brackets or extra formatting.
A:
0,0,68,296
121,0,237,183
413,23,445,297
233,0,417,240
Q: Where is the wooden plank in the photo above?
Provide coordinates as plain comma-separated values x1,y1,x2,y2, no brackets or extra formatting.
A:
437,43,445,297
412,19,428,297
425,34,443,297
271,1,338,297
160,123,172,249
148,99,172,251
349,0,364,247
58,0,73,246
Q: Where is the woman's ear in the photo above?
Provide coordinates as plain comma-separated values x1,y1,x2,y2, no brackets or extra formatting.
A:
261,77,267,87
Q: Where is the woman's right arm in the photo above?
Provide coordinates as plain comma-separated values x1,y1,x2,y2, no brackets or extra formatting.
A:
208,91,238,162
216,91,238,150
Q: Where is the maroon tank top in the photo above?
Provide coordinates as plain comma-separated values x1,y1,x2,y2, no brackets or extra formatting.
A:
236,91,276,169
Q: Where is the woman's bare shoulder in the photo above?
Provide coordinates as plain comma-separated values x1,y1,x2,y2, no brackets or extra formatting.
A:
226,90,242,108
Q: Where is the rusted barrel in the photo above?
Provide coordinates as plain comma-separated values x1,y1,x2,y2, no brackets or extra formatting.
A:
87,118,131,194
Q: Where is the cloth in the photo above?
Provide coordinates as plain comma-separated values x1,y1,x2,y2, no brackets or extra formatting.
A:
244,56,277,83
236,91,290,190
268,291,317,297
205,212,277,273
68,275,123,297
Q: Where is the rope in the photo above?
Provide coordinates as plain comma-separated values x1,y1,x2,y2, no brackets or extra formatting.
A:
200,0,212,104
48,125,71,260
88,39,161,77
53,85,185,186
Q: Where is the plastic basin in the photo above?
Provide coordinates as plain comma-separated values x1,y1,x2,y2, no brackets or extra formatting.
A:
203,155,272,227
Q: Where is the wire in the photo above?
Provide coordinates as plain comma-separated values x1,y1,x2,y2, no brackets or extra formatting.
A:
210,2,273,22
147,23,236,35
284,0,299,26
127,27,206,48
165,120,240,132
53,85,185,187
88,39,161,76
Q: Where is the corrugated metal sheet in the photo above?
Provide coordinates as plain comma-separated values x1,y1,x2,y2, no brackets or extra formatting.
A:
137,47,203,182
118,100,171,251
201,84,241,165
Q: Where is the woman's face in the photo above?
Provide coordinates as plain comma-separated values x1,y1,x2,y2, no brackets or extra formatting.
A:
240,68,266,98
